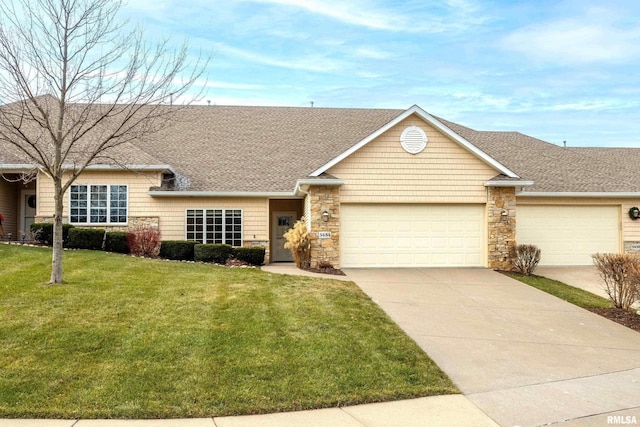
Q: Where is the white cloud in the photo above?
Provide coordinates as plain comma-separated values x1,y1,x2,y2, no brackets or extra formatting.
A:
194,80,264,90
354,47,391,59
236,0,488,33
212,42,346,73
502,8,640,65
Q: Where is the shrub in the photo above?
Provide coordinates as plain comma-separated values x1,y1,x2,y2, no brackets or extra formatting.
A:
68,228,105,250
126,225,160,257
30,223,74,246
592,253,640,310
31,223,53,244
512,244,541,276
105,231,129,254
283,218,310,269
194,244,232,263
160,240,196,261
234,246,266,266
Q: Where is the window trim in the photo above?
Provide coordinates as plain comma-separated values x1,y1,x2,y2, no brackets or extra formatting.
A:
68,184,129,225
184,208,244,247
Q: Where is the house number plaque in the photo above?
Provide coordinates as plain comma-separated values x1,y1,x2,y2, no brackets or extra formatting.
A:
318,231,332,239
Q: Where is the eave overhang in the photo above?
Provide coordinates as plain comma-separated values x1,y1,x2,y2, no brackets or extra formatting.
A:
485,180,534,187
517,191,640,198
148,190,296,198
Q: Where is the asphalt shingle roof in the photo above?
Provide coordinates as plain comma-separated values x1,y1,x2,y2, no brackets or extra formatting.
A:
440,118,640,193
132,105,403,192
2,102,639,193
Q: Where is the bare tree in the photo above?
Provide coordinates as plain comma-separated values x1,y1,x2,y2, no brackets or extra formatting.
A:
0,0,204,283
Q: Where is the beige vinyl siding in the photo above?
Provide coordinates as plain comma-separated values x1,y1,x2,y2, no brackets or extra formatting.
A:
37,170,162,220
328,115,498,203
0,178,18,238
159,198,268,242
37,171,269,242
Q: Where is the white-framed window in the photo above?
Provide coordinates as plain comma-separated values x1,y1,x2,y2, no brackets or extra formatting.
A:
69,184,128,224
185,209,243,246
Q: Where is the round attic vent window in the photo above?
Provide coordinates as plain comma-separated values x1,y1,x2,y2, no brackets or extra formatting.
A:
400,126,427,154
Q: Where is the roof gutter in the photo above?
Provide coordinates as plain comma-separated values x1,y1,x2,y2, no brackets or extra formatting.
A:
80,164,175,172
0,164,37,173
485,180,534,187
294,178,344,196
517,191,640,198
149,190,296,198
0,164,174,172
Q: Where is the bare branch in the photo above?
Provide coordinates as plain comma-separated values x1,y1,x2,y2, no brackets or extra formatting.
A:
0,0,207,283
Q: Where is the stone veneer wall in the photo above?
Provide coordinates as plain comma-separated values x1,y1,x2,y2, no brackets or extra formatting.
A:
624,241,640,254
308,185,340,269
35,216,160,230
487,187,516,270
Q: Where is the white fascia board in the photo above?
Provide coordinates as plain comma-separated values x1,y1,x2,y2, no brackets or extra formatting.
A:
310,105,519,178
517,191,640,198
74,164,175,172
485,180,534,187
296,178,344,186
0,164,37,172
149,190,294,198
293,178,344,196
0,164,174,173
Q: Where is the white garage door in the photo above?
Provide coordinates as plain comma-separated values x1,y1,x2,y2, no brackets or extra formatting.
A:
340,204,485,268
517,205,619,266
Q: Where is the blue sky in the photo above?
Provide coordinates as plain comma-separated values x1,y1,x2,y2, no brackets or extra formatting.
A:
121,0,640,147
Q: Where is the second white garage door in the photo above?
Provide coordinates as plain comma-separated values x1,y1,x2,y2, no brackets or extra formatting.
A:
517,205,620,266
340,204,485,268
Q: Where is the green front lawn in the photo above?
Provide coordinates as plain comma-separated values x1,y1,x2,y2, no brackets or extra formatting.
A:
503,271,613,308
0,245,457,418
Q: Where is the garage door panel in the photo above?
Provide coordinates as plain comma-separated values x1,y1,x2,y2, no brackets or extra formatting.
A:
341,204,484,268
517,205,619,266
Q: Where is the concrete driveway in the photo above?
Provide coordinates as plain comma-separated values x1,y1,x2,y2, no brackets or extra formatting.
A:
536,265,608,299
344,268,640,427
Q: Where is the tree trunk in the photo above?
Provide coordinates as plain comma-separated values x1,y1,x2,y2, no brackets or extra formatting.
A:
50,178,64,284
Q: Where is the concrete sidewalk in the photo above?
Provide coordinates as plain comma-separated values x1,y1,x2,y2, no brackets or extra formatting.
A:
1,395,498,426
345,268,640,427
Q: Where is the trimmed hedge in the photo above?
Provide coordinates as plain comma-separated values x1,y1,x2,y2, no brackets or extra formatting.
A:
159,240,196,261
68,228,105,250
234,246,266,266
30,223,75,246
105,231,129,254
194,244,232,263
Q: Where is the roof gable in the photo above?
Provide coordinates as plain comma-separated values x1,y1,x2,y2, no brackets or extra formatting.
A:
310,105,519,179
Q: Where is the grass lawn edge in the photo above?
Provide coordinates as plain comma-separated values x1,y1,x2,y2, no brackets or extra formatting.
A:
0,244,459,418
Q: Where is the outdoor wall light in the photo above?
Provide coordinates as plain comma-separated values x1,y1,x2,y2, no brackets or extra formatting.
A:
322,211,330,222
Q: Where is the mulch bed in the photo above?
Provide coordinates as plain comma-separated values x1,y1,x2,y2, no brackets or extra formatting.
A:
587,307,640,333
305,266,346,276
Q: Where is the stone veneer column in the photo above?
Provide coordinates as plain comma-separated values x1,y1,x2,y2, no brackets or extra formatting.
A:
487,187,516,270
308,185,340,269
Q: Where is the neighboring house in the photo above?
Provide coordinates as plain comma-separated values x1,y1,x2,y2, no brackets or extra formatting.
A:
1,103,640,268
